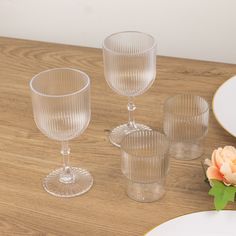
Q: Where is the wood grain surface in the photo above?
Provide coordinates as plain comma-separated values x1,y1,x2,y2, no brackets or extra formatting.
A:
0,37,236,236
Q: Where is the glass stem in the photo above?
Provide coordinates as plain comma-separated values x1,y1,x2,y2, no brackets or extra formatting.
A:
60,141,74,184
127,97,137,128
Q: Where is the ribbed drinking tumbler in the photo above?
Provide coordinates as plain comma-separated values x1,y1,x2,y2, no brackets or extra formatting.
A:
164,94,209,160
120,130,169,202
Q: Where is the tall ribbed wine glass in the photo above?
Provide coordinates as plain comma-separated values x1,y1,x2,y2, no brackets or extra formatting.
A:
30,68,93,197
103,31,157,147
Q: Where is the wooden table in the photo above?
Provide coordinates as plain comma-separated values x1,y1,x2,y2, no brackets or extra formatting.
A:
0,37,236,235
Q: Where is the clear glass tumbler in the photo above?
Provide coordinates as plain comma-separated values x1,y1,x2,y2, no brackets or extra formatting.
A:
30,68,93,197
120,130,169,202
103,31,157,147
163,94,209,160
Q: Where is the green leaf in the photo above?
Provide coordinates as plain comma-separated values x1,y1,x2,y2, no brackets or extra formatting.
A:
209,180,225,197
214,196,228,210
208,180,236,210
223,186,236,202
210,179,225,189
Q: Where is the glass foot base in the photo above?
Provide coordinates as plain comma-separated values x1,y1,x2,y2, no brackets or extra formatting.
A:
43,167,93,197
109,123,151,148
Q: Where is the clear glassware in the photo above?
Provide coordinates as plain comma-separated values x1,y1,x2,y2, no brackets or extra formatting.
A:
120,130,169,202
103,31,157,147
163,94,209,160
30,68,93,197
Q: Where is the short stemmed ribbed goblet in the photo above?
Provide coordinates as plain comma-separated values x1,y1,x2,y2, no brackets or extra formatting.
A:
30,68,93,197
103,31,157,147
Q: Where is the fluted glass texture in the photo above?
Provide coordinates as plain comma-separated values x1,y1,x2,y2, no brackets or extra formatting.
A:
103,31,156,97
120,130,169,202
163,94,209,160
30,68,90,141
121,130,169,183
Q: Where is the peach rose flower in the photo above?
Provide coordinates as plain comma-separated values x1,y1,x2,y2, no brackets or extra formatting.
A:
205,146,236,186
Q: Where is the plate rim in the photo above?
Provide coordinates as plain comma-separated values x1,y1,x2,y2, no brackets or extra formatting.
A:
144,209,236,236
212,75,236,138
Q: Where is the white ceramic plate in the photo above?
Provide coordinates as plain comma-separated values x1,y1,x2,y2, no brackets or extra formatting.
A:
146,210,236,236
213,75,236,137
